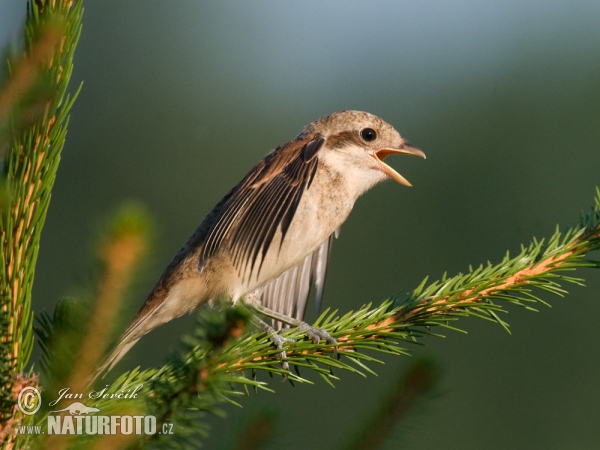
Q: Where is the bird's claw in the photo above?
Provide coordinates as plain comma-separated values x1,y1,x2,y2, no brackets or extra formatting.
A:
299,323,338,358
268,325,338,374
269,333,295,372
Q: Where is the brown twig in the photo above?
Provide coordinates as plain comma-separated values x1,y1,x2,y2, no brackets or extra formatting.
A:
343,359,438,450
44,230,146,450
68,232,146,396
232,411,276,450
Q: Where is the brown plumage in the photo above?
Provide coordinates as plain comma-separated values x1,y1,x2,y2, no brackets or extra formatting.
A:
92,110,425,381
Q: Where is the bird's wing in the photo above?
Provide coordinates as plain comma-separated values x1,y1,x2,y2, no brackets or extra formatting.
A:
199,136,325,282
312,227,340,316
259,228,339,328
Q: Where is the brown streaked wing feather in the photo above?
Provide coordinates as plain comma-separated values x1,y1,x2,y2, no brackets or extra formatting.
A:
200,136,324,282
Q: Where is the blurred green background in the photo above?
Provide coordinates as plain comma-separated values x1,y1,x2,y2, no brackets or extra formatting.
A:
3,1,600,448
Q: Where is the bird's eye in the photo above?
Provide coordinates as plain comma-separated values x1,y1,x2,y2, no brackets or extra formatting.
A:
360,128,377,142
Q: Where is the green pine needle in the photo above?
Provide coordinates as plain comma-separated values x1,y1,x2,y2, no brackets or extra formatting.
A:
88,188,600,448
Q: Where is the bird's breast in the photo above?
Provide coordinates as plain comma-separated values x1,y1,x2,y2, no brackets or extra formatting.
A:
240,163,354,292
205,161,357,302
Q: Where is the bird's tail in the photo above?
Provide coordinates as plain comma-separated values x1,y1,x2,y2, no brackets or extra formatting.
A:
89,331,141,385
88,287,168,386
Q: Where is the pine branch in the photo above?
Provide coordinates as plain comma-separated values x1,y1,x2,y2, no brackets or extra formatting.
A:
87,189,599,448
34,204,151,450
0,0,83,444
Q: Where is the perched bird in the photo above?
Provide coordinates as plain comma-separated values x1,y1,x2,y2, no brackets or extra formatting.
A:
93,110,425,380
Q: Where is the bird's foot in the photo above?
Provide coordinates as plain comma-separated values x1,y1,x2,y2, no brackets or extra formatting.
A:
298,323,338,358
269,333,295,372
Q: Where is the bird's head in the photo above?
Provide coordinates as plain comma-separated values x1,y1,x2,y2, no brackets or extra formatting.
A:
301,110,425,196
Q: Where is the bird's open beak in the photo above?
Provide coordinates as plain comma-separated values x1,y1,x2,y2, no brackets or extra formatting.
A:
372,143,426,187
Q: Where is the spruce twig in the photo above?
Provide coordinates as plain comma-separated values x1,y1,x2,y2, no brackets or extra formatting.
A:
41,205,150,450
0,0,83,445
89,189,600,448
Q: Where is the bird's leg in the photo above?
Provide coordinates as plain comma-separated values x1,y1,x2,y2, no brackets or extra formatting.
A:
250,315,294,371
251,303,338,358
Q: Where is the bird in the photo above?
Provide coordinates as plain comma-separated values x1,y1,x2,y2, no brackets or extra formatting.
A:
92,110,425,381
